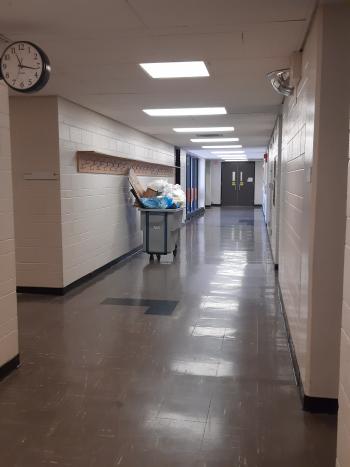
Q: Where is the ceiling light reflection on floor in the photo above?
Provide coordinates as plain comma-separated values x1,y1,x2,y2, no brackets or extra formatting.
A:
171,359,235,377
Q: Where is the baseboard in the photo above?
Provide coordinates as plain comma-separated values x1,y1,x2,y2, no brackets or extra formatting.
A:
254,204,262,207
211,203,222,207
0,354,20,382
16,245,142,296
277,281,338,414
186,207,205,220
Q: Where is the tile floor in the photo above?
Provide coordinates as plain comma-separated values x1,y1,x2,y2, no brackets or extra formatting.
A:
0,207,337,466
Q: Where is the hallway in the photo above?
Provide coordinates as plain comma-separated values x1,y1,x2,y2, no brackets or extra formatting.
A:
0,207,336,467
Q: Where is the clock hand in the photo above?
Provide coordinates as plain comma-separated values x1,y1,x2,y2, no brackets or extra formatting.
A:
15,53,23,67
20,65,40,70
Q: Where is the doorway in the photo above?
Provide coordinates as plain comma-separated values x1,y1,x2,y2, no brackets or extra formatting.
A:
221,162,255,206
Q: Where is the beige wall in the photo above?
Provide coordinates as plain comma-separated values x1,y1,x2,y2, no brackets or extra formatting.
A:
57,98,175,287
279,11,318,391
266,117,281,264
210,160,221,205
337,116,350,467
10,97,62,288
279,5,349,399
10,96,176,289
0,82,18,367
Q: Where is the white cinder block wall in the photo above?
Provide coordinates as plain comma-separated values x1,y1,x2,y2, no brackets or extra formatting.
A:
198,158,206,209
0,82,18,367
254,161,264,206
279,4,349,400
10,97,62,288
57,98,175,287
337,119,350,467
210,160,221,205
265,117,281,264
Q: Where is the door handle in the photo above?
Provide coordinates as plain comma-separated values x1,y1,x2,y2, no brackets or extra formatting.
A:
239,171,243,190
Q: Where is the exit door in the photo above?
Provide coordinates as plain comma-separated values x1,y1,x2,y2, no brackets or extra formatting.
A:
221,162,255,206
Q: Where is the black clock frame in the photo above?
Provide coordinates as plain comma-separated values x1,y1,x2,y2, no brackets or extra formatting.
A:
0,41,51,94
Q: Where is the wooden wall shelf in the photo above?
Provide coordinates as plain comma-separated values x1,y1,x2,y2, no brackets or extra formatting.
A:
77,151,175,178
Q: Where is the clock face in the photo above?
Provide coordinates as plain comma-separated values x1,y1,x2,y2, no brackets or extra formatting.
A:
0,41,50,93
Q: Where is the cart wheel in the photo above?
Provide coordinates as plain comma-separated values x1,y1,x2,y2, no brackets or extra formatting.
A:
173,245,178,257
156,254,161,261
149,254,154,262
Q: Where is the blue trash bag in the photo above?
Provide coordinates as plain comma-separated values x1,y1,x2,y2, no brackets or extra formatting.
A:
140,195,179,209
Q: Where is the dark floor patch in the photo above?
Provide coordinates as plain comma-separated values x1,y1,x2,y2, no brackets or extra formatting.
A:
101,297,178,315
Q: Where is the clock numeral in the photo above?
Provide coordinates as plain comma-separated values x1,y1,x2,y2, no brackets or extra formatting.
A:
12,79,16,85
20,81,24,88
5,72,9,79
35,72,38,78
4,54,10,61
34,53,38,59
18,43,25,51
2,63,7,70
28,79,32,86
28,46,31,53
11,47,16,54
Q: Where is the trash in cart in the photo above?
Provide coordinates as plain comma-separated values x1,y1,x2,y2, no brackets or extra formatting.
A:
128,169,184,261
128,169,185,209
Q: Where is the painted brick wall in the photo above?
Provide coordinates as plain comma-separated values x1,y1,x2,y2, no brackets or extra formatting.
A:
10,97,62,288
0,82,18,366
337,120,350,467
278,13,317,391
57,98,175,287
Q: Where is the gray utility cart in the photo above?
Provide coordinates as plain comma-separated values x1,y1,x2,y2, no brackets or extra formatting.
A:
139,208,183,261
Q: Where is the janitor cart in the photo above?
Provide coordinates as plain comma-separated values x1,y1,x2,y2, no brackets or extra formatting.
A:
139,208,183,261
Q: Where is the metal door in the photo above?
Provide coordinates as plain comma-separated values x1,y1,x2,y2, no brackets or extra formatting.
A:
221,162,255,206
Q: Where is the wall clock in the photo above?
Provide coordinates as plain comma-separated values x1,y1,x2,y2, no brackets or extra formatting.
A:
0,41,51,93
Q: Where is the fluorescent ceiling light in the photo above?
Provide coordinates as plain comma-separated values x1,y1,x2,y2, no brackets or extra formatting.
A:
212,150,245,154
140,61,209,78
223,159,248,162
143,107,227,117
191,137,239,143
217,155,246,158
173,126,234,133
202,144,242,149
222,157,248,161
219,155,247,158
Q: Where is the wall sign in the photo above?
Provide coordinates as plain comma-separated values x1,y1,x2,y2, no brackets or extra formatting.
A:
77,151,175,178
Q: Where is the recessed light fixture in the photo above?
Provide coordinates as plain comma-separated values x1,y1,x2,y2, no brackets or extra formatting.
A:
143,107,227,117
191,137,239,143
140,61,209,79
217,155,246,158
223,159,248,162
219,154,247,158
212,150,245,154
221,156,248,160
202,144,242,149
173,126,234,133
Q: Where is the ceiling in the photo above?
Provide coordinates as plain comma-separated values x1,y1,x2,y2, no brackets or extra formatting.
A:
0,0,317,160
